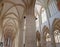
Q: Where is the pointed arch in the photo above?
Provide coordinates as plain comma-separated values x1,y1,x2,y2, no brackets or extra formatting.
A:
52,18,60,31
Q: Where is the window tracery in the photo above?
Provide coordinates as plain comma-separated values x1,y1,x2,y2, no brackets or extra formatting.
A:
46,33,51,42
54,30,60,43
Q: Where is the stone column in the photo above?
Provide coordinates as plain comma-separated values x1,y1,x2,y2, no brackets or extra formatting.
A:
0,3,4,16
24,0,36,47
0,2,4,42
38,41,41,47
0,20,2,41
18,18,24,47
40,34,43,47
41,32,46,47
25,15,37,47
38,7,42,47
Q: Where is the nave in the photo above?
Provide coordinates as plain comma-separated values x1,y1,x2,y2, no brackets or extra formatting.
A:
0,0,60,47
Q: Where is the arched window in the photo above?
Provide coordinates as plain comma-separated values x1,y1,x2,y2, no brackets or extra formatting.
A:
53,18,60,44
46,33,51,42
45,33,51,47
43,26,51,47
35,15,40,31
41,8,47,23
54,30,60,43
35,4,41,31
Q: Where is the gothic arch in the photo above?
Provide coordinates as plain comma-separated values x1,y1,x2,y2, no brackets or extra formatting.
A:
42,25,50,41
52,18,60,31
42,26,49,36
42,25,51,47
52,18,60,43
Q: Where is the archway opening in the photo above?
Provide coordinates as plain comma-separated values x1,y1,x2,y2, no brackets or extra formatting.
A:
53,18,60,46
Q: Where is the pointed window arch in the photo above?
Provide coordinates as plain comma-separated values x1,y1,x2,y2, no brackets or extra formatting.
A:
41,8,47,23
53,18,60,43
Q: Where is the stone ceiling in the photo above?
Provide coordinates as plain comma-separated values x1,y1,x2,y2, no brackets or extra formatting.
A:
0,0,50,40
0,0,36,40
